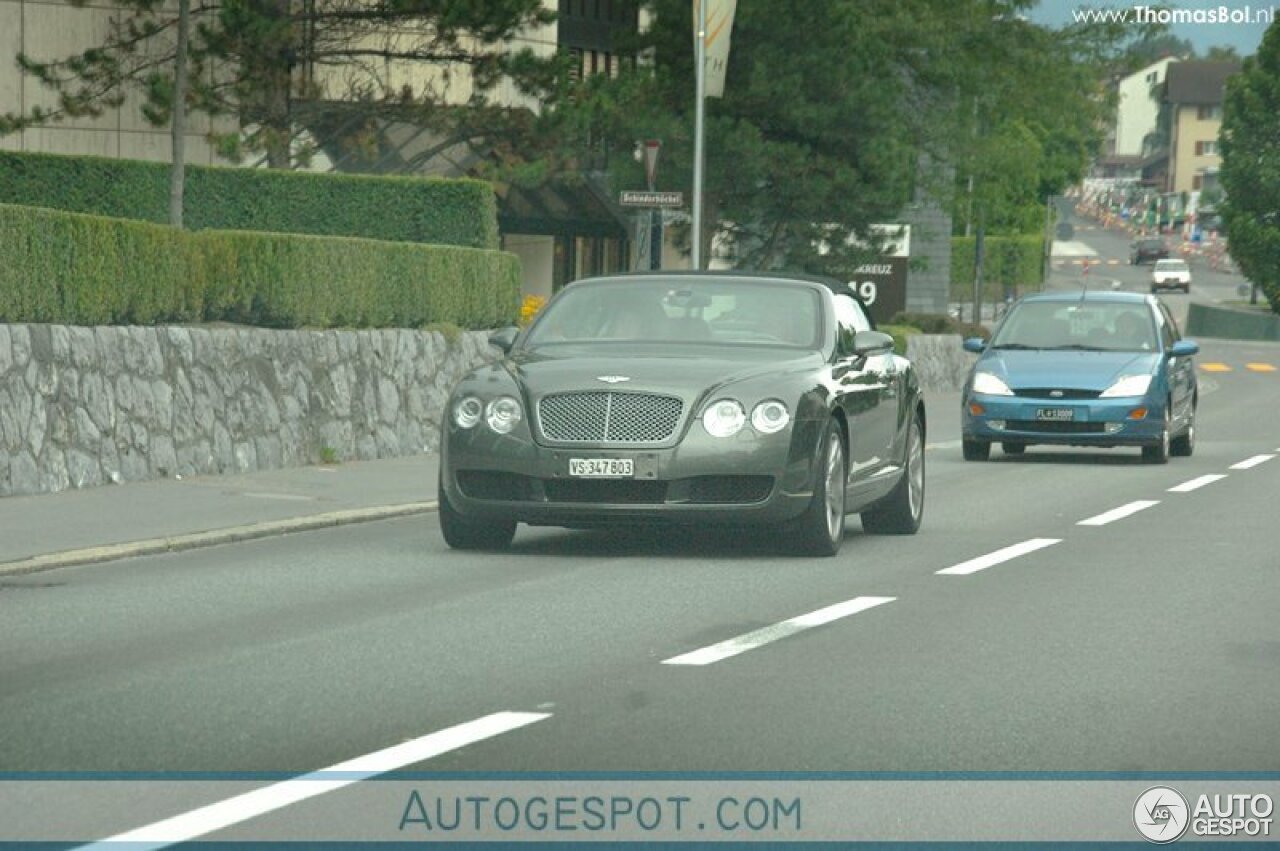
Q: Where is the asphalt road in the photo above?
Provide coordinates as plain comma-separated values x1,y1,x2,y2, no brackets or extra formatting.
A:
1049,200,1253,331
3,336,1279,795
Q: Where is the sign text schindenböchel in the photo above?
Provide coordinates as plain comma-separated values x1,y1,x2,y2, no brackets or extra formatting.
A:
619,190,685,208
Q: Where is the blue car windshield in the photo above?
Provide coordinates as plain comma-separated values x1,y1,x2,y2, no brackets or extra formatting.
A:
524,279,823,348
991,301,1158,353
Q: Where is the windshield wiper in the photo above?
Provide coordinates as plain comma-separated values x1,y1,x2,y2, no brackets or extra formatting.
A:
1051,344,1108,351
990,343,1041,350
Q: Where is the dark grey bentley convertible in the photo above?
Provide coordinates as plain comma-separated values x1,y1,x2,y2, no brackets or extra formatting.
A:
439,271,926,556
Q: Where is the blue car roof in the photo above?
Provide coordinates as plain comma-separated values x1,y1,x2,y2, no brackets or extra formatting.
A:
1016,290,1152,305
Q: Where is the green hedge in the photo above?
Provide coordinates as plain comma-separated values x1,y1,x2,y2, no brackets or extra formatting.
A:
887,312,990,341
951,235,1045,302
0,150,499,249
0,204,519,328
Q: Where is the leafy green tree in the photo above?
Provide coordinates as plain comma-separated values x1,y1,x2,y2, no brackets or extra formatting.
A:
1,0,559,168
1122,32,1195,66
1220,24,1280,313
939,9,1130,237
1206,45,1243,62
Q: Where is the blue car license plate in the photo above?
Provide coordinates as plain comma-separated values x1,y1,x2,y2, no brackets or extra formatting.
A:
1036,408,1075,421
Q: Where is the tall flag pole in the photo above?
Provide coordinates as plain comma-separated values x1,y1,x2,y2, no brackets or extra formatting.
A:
692,0,708,269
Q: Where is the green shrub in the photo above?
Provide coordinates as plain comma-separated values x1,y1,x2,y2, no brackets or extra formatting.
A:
0,203,520,329
0,150,499,249
878,324,920,355
951,234,1045,302
887,312,991,341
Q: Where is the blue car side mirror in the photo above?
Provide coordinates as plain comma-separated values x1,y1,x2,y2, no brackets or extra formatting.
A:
962,337,987,354
1168,340,1199,358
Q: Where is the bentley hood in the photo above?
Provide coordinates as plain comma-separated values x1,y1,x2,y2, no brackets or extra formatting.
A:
497,346,825,401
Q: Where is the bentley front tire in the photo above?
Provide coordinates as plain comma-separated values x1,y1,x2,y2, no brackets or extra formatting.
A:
789,419,847,557
439,485,516,550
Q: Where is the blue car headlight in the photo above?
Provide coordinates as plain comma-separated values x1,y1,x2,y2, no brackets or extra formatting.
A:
1100,374,1153,398
972,371,1014,396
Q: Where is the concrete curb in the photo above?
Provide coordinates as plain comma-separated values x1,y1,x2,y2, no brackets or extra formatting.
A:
0,502,438,578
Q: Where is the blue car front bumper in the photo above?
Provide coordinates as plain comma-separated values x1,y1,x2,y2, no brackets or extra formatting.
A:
962,393,1166,447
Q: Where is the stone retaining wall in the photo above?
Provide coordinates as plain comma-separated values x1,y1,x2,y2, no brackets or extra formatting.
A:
0,324,497,497
906,334,974,392
0,325,980,498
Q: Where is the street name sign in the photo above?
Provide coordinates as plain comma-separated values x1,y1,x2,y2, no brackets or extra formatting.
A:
620,190,684,208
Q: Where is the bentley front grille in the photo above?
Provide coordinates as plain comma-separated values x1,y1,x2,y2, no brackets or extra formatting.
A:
538,391,684,443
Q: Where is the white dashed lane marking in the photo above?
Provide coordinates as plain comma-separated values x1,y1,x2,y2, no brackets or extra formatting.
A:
1231,454,1275,470
935,538,1062,576
79,711,551,850
1168,475,1226,493
662,596,896,666
1077,500,1160,527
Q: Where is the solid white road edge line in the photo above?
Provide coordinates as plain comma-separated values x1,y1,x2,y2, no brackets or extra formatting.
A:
1168,474,1227,493
935,538,1062,576
1077,500,1160,527
662,596,896,666
78,711,551,850
1231,454,1276,470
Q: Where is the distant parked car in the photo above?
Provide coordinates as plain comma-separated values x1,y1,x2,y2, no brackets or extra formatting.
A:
1130,238,1169,265
960,291,1199,464
438,271,927,556
1151,259,1191,294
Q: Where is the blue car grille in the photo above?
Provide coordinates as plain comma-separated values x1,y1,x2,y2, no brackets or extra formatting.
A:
537,391,684,443
1012,388,1101,400
1007,420,1108,434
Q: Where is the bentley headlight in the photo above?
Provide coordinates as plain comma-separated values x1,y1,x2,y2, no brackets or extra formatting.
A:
1100,374,1153,398
452,396,483,429
972,371,1014,396
702,399,747,438
750,400,791,434
485,396,523,434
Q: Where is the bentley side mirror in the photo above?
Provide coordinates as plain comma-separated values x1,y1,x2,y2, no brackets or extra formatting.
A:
1168,340,1199,358
488,326,519,354
962,337,987,354
852,330,895,357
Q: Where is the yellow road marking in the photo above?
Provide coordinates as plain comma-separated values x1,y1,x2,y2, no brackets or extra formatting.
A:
1200,363,1232,372
1246,363,1277,373
1106,259,1120,265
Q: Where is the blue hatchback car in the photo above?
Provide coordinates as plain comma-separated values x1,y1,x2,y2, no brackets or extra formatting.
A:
960,291,1199,463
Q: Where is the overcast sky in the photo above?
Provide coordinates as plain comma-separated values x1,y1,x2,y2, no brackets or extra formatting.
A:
1030,0,1272,55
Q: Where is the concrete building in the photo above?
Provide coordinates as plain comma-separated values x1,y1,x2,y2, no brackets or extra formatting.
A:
1163,60,1240,198
1115,57,1176,158
0,0,235,163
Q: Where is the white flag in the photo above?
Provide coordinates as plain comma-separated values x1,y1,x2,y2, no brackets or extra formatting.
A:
695,0,738,98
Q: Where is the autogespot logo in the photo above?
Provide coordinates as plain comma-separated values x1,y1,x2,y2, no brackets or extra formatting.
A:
1134,786,1190,844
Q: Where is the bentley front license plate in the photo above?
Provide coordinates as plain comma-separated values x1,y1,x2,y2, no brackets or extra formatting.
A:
1035,407,1076,421
569,458,634,478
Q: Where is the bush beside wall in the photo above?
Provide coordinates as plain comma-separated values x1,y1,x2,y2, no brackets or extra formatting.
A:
0,204,520,329
951,235,1045,301
0,150,500,249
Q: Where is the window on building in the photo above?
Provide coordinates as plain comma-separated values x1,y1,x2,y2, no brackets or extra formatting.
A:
1194,140,1220,156
1196,104,1223,121
1192,175,1203,190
